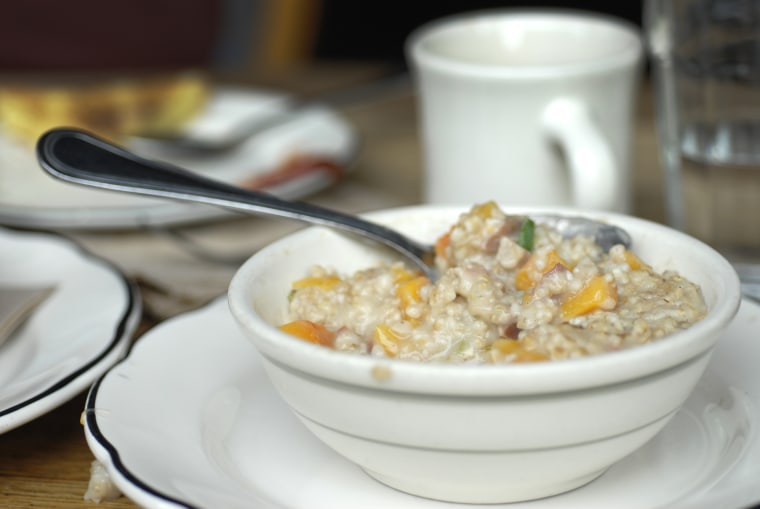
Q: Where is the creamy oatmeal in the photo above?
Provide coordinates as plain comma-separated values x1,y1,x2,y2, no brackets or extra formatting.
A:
279,202,707,363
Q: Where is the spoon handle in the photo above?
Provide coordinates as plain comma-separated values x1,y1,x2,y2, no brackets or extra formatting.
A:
36,128,434,274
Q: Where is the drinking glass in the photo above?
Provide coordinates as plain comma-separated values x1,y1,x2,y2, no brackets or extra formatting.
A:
646,0,760,263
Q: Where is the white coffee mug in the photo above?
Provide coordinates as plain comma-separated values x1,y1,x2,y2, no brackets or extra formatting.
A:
407,10,643,211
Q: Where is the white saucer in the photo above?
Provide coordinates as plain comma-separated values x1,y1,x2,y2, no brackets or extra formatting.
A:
0,87,359,230
0,227,139,434
84,297,760,509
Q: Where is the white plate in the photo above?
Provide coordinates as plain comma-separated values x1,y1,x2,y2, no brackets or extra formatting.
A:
0,227,139,433
0,87,359,230
84,297,760,509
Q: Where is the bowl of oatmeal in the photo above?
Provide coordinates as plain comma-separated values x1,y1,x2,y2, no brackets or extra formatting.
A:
228,203,740,504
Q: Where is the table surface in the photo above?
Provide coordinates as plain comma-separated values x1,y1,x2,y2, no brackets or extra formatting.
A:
0,64,692,508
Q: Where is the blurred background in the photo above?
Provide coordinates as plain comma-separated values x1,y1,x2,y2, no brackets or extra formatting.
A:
0,0,644,147
0,0,643,75
314,1,642,68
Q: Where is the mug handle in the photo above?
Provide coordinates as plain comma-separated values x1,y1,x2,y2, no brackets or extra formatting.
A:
541,99,619,211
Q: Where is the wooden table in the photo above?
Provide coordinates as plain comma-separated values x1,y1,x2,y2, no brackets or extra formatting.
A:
0,65,696,508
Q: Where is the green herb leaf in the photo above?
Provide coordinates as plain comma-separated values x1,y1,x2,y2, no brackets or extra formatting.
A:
518,218,535,251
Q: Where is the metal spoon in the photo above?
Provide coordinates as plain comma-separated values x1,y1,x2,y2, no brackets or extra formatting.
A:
36,128,631,280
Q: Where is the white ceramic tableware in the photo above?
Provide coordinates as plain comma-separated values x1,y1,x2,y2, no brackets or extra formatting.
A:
0,87,357,229
0,227,138,434
84,297,760,509
407,11,643,212
228,205,740,504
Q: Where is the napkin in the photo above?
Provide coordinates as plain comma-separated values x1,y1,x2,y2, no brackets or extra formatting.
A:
0,285,54,346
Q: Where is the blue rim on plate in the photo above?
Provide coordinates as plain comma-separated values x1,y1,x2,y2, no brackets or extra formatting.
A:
82,297,760,509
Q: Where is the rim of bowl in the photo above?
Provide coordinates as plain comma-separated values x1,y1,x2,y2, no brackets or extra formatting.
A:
228,205,741,396
405,8,643,80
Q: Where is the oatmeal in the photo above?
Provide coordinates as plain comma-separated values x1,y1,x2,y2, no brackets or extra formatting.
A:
280,202,707,363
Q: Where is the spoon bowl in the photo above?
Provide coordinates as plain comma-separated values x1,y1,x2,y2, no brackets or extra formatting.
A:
36,128,631,279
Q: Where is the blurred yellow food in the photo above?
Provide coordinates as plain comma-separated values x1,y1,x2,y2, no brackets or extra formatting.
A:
0,72,208,145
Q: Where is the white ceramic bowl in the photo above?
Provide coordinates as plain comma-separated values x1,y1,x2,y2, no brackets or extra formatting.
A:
228,205,741,504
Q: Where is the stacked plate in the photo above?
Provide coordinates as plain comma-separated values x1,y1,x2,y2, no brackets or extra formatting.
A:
0,87,359,229
0,227,139,434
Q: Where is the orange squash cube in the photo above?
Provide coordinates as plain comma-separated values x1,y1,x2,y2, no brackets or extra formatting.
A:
374,324,403,357
279,320,335,347
515,249,571,291
623,249,645,271
434,228,453,262
396,275,429,308
491,339,548,363
292,275,342,290
560,276,618,320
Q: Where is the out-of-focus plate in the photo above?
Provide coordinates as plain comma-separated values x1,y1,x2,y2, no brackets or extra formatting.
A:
0,87,358,230
0,227,139,434
84,297,760,509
